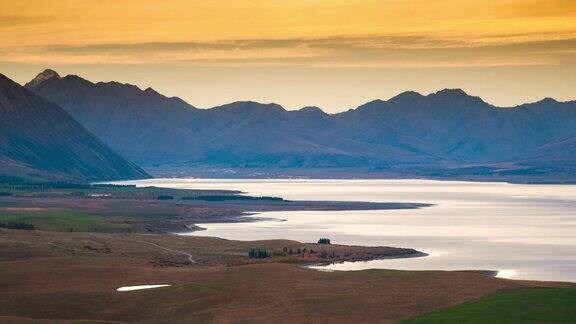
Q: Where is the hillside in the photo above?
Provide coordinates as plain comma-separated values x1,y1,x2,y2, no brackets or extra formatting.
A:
26,70,204,164
0,73,149,182
25,70,576,175
27,71,439,167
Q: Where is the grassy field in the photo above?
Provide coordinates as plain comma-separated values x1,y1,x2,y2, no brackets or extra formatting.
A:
1,183,573,323
2,229,572,323
403,287,576,323
0,183,263,233
0,210,131,232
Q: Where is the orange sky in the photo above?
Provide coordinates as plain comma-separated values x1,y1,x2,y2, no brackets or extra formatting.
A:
1,0,575,111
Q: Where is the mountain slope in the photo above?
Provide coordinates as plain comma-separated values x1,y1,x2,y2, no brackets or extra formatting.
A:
27,72,440,167
520,135,576,166
25,70,576,173
0,73,149,182
191,101,439,167
26,70,204,164
334,89,561,163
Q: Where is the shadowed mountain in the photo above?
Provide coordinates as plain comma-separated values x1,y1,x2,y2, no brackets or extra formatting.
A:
26,70,204,164
334,89,569,163
0,73,149,182
25,70,576,174
27,72,440,167
190,101,439,167
520,135,576,167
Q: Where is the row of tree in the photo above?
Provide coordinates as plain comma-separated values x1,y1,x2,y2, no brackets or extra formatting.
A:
282,247,316,255
0,221,35,230
282,246,338,259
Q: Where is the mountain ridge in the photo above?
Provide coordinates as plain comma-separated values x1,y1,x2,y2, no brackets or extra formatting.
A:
23,70,576,175
0,73,150,182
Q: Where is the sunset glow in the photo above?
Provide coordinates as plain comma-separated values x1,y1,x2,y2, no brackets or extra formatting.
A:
2,0,575,110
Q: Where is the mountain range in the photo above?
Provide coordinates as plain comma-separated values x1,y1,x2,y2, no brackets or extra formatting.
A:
24,70,576,177
0,73,149,182
0,68,569,182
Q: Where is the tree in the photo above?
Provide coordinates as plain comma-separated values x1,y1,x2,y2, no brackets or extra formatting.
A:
317,238,331,244
248,248,269,259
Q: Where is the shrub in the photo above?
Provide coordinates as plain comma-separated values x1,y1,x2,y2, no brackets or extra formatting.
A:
248,248,269,259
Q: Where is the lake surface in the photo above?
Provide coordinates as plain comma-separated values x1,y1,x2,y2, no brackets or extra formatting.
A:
119,179,576,282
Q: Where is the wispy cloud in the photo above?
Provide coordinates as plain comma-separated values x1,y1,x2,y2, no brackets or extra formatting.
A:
0,15,52,28
1,33,575,68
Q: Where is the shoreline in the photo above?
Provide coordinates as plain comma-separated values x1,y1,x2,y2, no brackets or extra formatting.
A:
303,250,429,268
143,167,576,185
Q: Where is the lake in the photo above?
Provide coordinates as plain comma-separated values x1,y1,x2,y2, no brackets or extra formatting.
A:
120,178,576,282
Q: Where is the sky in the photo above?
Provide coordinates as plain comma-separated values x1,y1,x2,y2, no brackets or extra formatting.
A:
1,0,575,111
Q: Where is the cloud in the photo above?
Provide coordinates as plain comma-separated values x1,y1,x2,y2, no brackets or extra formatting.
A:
1,32,576,68
0,15,52,28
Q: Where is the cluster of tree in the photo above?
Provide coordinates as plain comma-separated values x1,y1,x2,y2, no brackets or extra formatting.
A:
0,221,35,230
248,248,269,259
317,238,331,244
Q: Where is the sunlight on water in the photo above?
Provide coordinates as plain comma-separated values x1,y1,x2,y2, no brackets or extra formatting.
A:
119,179,576,282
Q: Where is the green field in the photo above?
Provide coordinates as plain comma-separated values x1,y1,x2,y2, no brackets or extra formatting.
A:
403,287,576,323
0,210,131,232
0,182,246,233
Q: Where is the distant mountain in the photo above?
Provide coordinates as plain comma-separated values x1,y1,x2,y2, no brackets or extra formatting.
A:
0,73,149,182
26,70,204,164
25,70,576,176
192,101,438,167
334,89,570,163
27,71,438,167
520,135,576,167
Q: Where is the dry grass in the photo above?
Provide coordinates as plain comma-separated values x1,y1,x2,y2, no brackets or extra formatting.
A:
0,229,572,323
